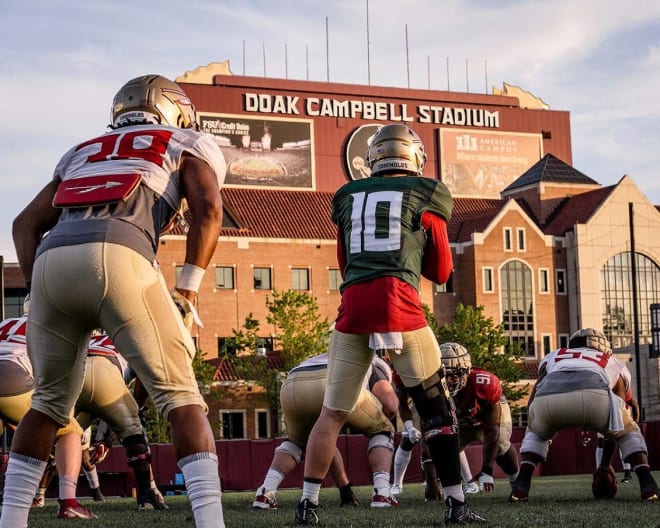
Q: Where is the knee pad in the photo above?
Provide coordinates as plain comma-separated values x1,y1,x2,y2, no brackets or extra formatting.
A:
618,430,648,460
406,371,456,432
275,440,303,464
367,432,394,453
520,431,550,460
122,433,151,466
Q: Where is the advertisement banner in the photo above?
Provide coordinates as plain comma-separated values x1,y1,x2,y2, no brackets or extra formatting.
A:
440,129,543,198
198,113,315,190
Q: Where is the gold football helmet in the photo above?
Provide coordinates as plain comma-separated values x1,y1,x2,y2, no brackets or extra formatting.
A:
111,74,197,129
366,124,426,176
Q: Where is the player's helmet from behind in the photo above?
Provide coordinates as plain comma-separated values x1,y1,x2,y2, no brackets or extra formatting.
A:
568,328,612,355
366,124,426,176
111,74,197,130
440,342,471,396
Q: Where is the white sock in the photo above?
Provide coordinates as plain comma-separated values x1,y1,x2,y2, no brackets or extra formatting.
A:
459,452,473,482
84,467,100,489
444,484,465,503
373,471,391,497
301,481,322,504
393,447,412,487
59,475,78,500
0,453,47,528
259,469,284,494
179,453,224,528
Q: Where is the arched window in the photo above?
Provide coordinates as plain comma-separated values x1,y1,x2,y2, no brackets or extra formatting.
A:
600,252,660,348
500,260,535,357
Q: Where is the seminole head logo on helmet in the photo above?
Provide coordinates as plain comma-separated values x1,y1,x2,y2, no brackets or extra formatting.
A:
111,74,198,130
440,342,472,396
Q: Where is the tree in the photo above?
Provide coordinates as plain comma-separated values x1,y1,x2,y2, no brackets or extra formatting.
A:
226,290,331,412
435,303,529,406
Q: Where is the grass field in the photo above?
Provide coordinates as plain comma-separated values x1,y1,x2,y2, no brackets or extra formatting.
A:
24,473,660,527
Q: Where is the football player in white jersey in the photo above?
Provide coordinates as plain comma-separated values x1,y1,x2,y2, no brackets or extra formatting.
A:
509,328,659,502
0,316,93,519
3,74,226,528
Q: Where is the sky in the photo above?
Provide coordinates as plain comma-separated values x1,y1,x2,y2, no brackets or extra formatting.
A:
2,0,660,263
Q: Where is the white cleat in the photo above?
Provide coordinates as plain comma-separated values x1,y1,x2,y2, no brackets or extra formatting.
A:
390,484,402,495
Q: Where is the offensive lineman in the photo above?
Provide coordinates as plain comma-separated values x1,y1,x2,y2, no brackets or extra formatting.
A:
509,328,659,502
295,124,486,525
253,353,399,509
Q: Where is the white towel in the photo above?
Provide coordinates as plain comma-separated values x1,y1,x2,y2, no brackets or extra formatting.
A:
369,332,403,354
608,391,625,433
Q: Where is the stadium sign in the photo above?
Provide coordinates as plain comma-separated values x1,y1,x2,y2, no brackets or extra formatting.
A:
244,92,500,128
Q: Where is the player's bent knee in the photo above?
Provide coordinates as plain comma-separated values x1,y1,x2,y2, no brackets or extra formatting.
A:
275,440,303,464
520,431,550,459
368,432,394,453
618,431,648,460
406,371,454,429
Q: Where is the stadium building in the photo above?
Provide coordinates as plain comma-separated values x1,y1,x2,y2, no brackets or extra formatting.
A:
2,61,660,436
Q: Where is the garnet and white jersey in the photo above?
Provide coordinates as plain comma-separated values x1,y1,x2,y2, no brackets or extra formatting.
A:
87,333,132,384
0,317,32,376
539,347,622,389
53,125,226,212
453,367,503,429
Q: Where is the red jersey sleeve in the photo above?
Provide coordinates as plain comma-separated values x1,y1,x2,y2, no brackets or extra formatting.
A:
420,211,453,285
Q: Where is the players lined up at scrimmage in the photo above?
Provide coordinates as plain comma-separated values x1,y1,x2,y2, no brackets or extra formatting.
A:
2,71,658,528
509,328,659,503
0,316,167,518
293,124,486,525
2,73,227,528
253,352,399,510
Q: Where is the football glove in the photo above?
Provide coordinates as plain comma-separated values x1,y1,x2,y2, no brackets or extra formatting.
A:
478,471,495,493
23,293,30,315
403,420,422,444
170,288,203,332
89,441,109,466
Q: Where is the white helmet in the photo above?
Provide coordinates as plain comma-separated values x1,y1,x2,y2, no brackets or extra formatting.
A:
366,124,426,176
568,328,612,355
440,342,471,395
111,74,197,129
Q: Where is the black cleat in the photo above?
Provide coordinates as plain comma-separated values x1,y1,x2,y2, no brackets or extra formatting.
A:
92,487,106,502
295,498,319,525
137,488,169,510
444,496,487,524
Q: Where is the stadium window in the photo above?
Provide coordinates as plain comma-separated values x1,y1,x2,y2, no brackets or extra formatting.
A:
175,265,183,283
255,409,270,439
558,334,569,348
328,268,341,291
219,410,246,439
215,266,235,289
600,252,660,349
218,337,239,357
556,269,567,295
517,228,526,251
542,334,552,356
503,227,513,252
291,268,310,290
435,272,453,293
539,268,550,294
3,288,27,318
500,260,535,358
483,267,494,293
253,267,272,290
